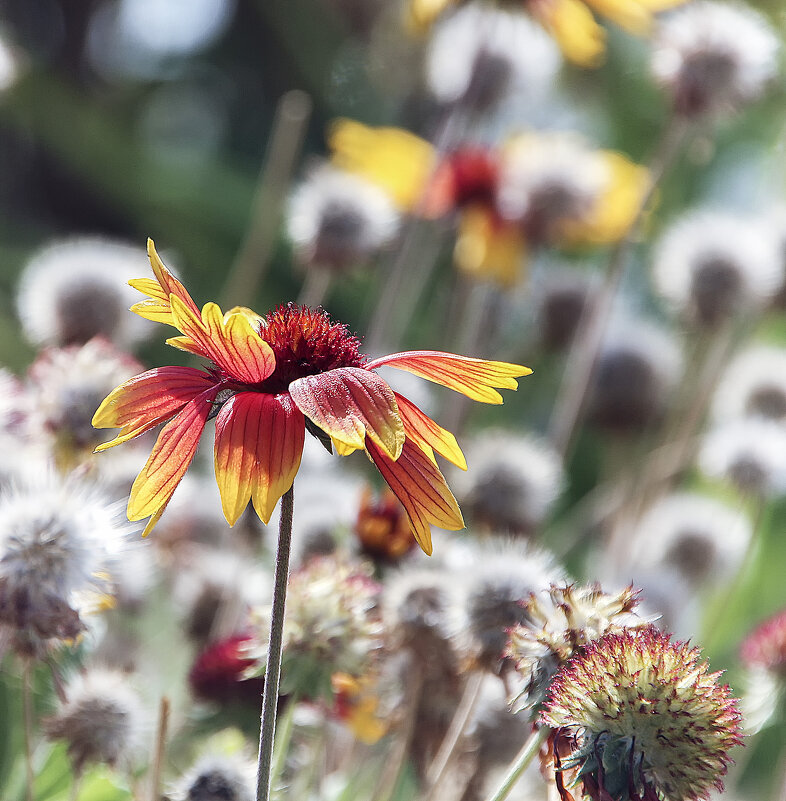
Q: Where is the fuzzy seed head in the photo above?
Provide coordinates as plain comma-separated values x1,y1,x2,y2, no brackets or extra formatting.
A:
542,627,743,801
508,583,645,714
712,345,786,424
652,1,779,118
741,608,786,674
45,669,143,772
173,755,255,801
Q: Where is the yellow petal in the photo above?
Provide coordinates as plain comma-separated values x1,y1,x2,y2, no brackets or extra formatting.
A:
545,0,606,67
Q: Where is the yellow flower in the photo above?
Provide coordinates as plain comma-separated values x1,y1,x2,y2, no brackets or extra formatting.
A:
327,119,436,211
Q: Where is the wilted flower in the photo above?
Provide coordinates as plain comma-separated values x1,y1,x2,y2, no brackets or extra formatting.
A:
451,430,563,536
712,344,786,424
29,338,142,463
586,318,682,432
251,555,382,697
44,668,144,772
497,133,648,248
189,632,265,704
652,211,782,328
287,164,399,271
172,754,255,801
425,4,560,114
698,418,786,499
652,1,779,118
355,486,417,562
16,237,154,348
0,475,129,655
508,583,644,715
628,492,751,586
542,627,743,801
93,241,530,551
462,539,565,672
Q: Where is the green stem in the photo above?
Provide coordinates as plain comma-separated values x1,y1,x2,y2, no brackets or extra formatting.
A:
483,726,550,801
149,696,170,801
23,661,35,801
256,486,295,801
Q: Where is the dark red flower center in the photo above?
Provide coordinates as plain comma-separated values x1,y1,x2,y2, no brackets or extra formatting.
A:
253,303,366,394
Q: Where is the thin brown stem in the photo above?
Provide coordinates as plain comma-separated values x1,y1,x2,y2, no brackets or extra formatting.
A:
296,268,333,309
256,486,295,801
548,117,690,459
150,696,170,801
22,661,35,801
221,91,312,309
423,671,484,801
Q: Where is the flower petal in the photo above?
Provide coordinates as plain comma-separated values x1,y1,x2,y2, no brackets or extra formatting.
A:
129,239,202,325
92,366,217,451
289,367,405,459
367,351,532,404
214,391,305,525
127,386,219,527
366,438,464,555
170,296,276,384
394,393,467,470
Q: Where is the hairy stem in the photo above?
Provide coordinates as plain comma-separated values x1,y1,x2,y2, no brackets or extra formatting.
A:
256,486,295,801
484,726,550,801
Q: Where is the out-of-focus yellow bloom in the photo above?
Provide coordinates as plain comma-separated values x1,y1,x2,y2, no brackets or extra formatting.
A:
331,673,389,744
408,0,686,67
562,151,650,244
455,206,527,288
328,119,436,212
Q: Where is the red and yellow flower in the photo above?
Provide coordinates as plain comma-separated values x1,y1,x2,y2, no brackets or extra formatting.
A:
92,241,531,554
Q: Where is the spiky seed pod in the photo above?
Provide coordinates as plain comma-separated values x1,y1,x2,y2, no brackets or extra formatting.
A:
172,755,255,801
586,319,682,432
0,475,129,656
287,164,399,271
16,237,154,348
712,345,786,423
541,627,743,801
628,492,752,587
651,1,779,118
461,540,566,673
44,669,143,773
507,583,645,715
450,431,563,537
652,211,782,329
698,418,786,499
425,3,559,115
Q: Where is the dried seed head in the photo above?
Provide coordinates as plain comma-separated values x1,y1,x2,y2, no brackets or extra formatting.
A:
587,319,682,432
508,583,645,715
652,1,778,118
652,211,782,328
45,668,144,772
172,754,255,801
287,164,399,271
712,344,786,423
0,475,129,655
17,237,154,348
425,3,559,115
698,418,786,499
628,492,752,587
451,431,564,536
542,627,743,801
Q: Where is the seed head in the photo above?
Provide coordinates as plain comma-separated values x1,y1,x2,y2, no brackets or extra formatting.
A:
425,3,559,115
287,164,399,271
172,754,255,801
17,237,154,347
508,583,645,715
712,345,786,424
542,627,743,801
698,418,786,499
0,475,129,655
652,1,778,118
741,608,786,674
44,668,144,772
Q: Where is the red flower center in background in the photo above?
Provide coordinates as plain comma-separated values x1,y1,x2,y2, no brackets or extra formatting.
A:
255,303,366,394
